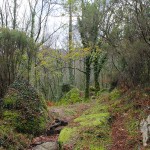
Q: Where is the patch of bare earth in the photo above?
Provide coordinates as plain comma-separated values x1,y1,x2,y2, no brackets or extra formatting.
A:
111,111,148,150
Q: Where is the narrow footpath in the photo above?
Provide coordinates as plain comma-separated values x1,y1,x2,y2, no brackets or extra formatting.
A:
29,103,90,150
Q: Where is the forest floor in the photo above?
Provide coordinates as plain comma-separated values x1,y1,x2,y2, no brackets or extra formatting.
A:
30,103,91,149
109,88,150,150
31,88,150,150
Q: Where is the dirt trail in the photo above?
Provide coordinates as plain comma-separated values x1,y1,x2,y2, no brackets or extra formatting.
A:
30,103,91,150
111,113,129,150
49,103,91,122
110,112,143,150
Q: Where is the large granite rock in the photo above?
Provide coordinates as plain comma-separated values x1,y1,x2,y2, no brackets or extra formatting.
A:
32,142,59,150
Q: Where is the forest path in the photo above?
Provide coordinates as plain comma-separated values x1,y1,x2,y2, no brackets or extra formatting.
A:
111,113,129,150
49,102,91,123
30,102,91,150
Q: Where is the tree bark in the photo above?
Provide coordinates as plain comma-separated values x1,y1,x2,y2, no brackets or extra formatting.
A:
85,56,91,99
68,1,74,85
94,57,100,92
13,0,17,29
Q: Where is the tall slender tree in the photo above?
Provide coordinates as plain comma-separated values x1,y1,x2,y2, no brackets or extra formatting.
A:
68,0,74,85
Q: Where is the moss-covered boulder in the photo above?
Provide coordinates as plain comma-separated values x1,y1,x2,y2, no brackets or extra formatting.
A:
58,127,77,145
2,79,48,135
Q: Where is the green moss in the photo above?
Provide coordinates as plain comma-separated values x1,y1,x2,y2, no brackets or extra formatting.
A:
3,110,19,126
3,93,17,109
90,145,105,150
58,127,77,144
74,125,111,150
86,105,109,114
57,88,83,105
0,125,11,135
74,113,109,126
109,89,121,100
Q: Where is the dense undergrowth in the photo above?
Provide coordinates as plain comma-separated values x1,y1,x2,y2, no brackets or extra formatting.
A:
0,79,48,150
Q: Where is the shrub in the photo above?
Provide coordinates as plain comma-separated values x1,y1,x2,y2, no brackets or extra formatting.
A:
58,127,77,144
57,88,83,105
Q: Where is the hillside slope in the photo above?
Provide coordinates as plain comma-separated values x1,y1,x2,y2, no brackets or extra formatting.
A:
53,88,150,150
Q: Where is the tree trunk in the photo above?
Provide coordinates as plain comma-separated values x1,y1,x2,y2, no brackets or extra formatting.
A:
13,0,17,29
85,56,91,99
94,57,100,92
94,53,107,92
68,1,74,85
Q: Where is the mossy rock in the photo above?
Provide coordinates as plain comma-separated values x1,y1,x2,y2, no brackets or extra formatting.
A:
2,79,48,135
58,127,77,144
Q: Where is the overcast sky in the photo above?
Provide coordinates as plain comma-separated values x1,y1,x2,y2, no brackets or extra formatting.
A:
0,0,78,48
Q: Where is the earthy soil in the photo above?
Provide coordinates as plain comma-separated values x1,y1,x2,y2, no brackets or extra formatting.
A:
111,111,148,150
111,113,129,150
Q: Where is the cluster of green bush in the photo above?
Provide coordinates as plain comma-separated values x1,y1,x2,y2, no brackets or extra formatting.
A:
57,88,84,105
